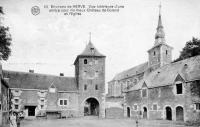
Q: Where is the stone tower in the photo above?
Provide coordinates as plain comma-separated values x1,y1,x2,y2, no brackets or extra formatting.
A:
74,35,106,118
148,4,173,70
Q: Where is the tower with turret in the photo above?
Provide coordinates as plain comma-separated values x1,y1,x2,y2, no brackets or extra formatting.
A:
74,35,106,118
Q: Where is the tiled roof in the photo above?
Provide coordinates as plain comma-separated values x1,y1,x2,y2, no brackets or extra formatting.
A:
79,42,105,57
74,42,105,64
129,55,200,91
111,62,148,81
3,70,77,91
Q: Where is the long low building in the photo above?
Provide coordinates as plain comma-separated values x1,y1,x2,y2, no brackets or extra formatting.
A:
2,41,106,119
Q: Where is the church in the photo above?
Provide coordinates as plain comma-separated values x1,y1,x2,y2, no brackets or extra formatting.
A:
2,40,106,118
106,5,200,123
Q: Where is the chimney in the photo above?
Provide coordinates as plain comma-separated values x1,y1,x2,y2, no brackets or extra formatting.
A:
29,70,34,73
60,73,64,76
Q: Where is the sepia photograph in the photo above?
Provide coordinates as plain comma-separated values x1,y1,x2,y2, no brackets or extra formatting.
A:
0,0,200,127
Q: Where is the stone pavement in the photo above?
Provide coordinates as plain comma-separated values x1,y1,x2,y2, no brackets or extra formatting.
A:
20,117,194,127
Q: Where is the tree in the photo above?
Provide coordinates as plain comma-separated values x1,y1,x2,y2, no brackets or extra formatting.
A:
0,6,11,61
174,37,200,62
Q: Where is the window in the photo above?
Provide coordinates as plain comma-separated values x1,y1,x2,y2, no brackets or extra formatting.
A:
14,105,19,110
14,99,19,103
153,104,157,110
195,103,200,110
142,89,147,97
60,100,63,105
95,71,99,77
84,59,87,64
41,105,44,109
153,51,156,56
95,84,98,90
64,100,67,105
59,99,68,106
176,83,183,94
166,50,168,55
133,105,137,110
15,90,19,93
84,84,87,91
49,88,56,93
40,99,45,103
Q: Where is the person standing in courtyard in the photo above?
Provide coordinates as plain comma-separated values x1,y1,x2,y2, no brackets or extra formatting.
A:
9,112,17,127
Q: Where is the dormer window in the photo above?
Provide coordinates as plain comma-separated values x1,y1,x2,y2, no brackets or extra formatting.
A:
176,83,183,94
49,84,56,93
84,59,87,64
90,47,95,54
142,88,147,98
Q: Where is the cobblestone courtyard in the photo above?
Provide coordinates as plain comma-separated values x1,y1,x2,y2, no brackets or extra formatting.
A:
20,118,193,127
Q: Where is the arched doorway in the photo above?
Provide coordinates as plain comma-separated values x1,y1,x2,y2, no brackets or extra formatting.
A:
127,107,130,117
166,107,172,120
143,107,147,119
176,106,184,121
84,98,99,116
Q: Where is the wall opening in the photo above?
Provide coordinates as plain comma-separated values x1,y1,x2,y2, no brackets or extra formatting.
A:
176,83,183,94
143,107,147,119
24,106,36,116
127,107,130,118
166,106,172,120
176,106,184,121
84,98,99,116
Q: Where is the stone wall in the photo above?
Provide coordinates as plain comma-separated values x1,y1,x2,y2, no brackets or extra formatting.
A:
105,97,124,118
10,89,79,118
75,57,106,118
124,81,199,122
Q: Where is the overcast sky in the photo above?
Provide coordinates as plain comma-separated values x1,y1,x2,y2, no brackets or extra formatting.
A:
1,0,200,87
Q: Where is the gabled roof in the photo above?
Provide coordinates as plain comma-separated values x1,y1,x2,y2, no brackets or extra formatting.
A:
3,70,77,91
110,62,148,81
74,42,105,64
129,55,200,91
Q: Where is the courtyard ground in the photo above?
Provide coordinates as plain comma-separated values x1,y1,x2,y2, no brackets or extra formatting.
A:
20,117,197,127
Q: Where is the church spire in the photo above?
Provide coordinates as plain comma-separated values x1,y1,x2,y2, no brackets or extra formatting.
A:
154,3,165,45
89,32,92,43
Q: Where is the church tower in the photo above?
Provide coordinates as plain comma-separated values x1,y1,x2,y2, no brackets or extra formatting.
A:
148,4,173,70
74,34,106,118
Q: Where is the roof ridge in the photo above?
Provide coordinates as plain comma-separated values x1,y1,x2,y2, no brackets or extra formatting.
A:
3,70,75,78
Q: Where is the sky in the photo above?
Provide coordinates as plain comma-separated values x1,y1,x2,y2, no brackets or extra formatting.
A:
0,0,200,89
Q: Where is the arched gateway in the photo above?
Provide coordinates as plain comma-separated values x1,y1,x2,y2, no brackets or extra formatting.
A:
84,98,99,116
